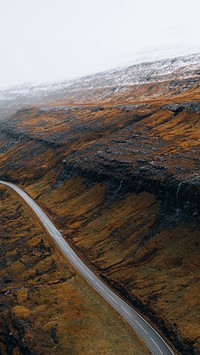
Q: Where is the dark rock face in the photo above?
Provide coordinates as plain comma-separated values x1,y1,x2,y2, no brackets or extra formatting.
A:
1,100,200,216
162,101,200,113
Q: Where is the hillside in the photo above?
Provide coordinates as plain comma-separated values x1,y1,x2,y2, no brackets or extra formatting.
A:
0,185,148,354
0,53,200,354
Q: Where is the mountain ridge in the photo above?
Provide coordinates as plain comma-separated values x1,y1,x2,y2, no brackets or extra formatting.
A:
1,51,200,102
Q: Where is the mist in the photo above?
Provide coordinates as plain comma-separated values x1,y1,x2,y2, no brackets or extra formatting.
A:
0,0,200,89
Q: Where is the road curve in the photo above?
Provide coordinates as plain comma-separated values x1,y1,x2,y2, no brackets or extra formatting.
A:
0,180,174,355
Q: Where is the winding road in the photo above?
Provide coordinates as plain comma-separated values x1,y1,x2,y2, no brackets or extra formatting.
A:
0,180,174,355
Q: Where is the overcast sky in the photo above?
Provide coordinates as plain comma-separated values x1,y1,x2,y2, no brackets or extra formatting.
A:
0,0,200,89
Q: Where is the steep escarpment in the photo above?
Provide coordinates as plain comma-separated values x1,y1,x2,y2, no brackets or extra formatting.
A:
1,102,200,214
0,54,200,354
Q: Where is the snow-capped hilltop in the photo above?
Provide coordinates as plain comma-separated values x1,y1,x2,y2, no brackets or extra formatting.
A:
1,52,200,97
0,51,199,119
72,52,200,90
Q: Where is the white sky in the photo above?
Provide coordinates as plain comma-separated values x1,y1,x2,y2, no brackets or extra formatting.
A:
0,0,200,89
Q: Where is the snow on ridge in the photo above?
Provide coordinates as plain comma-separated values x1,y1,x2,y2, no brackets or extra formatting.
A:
0,52,200,102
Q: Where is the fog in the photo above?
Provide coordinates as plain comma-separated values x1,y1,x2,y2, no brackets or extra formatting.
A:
0,0,200,89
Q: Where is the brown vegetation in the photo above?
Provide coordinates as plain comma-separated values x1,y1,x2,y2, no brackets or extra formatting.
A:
0,186,148,354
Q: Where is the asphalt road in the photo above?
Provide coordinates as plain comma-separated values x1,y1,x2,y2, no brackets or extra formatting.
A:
0,180,174,355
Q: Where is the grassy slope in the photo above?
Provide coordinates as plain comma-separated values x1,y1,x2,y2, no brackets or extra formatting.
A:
0,186,148,354
25,173,200,354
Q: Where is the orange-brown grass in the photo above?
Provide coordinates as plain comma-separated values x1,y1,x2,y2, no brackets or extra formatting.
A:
49,73,200,107
25,176,200,354
0,186,149,355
